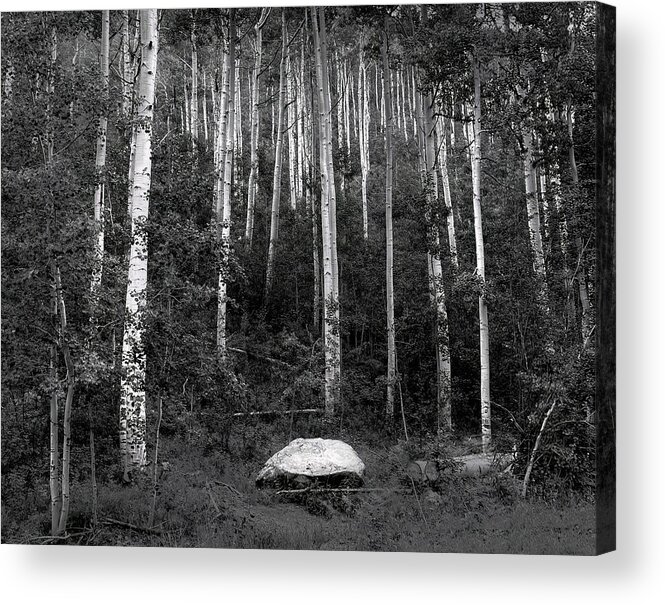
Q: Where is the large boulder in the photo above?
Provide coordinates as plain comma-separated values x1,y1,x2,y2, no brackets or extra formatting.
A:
256,438,365,488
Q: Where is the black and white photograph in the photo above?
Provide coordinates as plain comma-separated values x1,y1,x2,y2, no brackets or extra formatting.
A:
1,1,615,558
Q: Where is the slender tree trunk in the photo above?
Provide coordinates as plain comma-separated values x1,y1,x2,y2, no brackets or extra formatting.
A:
358,41,370,242
567,103,592,341
91,10,109,297
87,8,108,531
202,69,208,146
190,15,198,142
54,266,75,534
319,8,341,407
245,8,269,248
382,19,396,421
471,55,491,454
287,54,298,211
522,129,548,303
307,21,321,333
296,34,306,204
43,25,62,536
422,94,452,435
119,8,159,477
235,59,242,161
311,7,340,416
436,115,458,270
265,10,287,299
121,11,132,118
217,9,236,357
214,51,230,219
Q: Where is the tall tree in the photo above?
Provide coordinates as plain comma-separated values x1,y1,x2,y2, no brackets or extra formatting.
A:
90,10,109,297
190,10,199,142
358,36,370,242
119,8,159,477
311,6,341,416
217,8,236,357
471,53,491,454
245,7,270,248
264,9,287,300
382,15,397,421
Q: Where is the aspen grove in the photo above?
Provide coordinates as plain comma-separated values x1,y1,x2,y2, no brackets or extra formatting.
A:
2,4,609,551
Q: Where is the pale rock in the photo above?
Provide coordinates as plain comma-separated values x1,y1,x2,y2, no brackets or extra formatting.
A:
256,438,365,487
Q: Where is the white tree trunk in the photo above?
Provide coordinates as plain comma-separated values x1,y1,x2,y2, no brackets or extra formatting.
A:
91,10,109,297
265,11,287,299
217,9,236,357
245,8,268,248
119,8,158,477
358,44,370,242
190,18,198,141
382,21,396,420
435,115,458,270
423,94,452,435
202,69,208,145
471,56,491,454
312,7,341,416
121,11,132,118
522,129,548,301
286,54,298,211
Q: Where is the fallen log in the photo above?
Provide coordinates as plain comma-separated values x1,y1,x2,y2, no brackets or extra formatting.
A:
228,347,294,368
102,517,163,535
275,487,407,495
231,408,323,418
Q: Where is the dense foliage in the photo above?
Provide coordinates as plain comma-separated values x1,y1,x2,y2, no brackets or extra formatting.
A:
2,4,600,543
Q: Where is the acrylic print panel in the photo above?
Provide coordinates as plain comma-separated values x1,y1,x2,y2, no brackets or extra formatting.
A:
0,2,615,554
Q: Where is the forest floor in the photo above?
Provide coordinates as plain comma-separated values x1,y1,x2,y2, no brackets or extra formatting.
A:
1,422,596,554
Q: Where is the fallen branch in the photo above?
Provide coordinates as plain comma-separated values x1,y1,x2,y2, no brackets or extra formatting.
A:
30,530,94,545
521,397,558,498
205,481,222,516
212,480,242,497
231,408,322,418
275,487,407,496
228,347,294,368
409,476,429,529
102,517,163,535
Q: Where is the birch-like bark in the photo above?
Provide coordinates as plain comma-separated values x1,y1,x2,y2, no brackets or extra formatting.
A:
296,35,306,203
190,14,198,141
344,60,351,156
286,54,298,211
121,11,132,117
382,20,396,420
214,51,230,218
312,7,340,416
435,115,458,270
245,8,269,248
91,11,109,297
319,8,341,404
471,55,491,454
202,69,209,145
423,94,452,435
55,266,75,534
523,129,548,302
44,26,61,536
183,77,190,134
235,59,242,160
217,9,236,357
265,10,288,298
119,9,158,476
358,42,370,241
